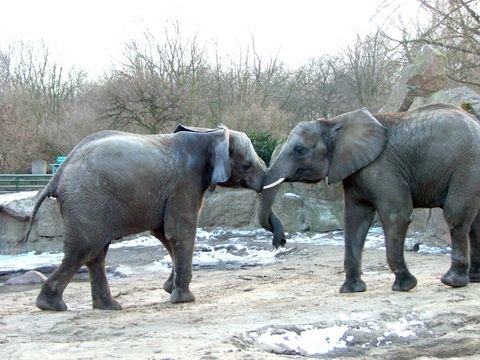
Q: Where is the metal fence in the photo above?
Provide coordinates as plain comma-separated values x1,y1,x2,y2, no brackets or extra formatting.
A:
0,174,52,193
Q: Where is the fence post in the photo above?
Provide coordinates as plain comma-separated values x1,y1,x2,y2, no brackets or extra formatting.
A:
15,175,20,192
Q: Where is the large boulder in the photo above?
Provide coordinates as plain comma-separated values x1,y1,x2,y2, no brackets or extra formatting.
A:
269,182,344,232
3,270,47,285
410,85,480,117
199,188,258,228
0,192,63,254
199,182,345,232
381,45,447,112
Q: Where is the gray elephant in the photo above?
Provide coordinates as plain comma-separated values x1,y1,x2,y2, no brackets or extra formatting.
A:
258,104,480,293
23,125,265,311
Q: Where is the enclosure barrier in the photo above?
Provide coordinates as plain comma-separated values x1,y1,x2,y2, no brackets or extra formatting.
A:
0,174,52,193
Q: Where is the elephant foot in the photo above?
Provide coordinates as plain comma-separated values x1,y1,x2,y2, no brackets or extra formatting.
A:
392,272,417,291
163,279,173,294
36,293,67,311
93,298,123,310
340,279,366,293
170,288,195,303
441,268,469,288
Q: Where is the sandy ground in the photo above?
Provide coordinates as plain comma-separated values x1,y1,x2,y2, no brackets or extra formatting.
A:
1,243,480,360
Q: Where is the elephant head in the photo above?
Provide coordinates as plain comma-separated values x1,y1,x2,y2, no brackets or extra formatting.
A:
174,125,266,192
258,108,387,247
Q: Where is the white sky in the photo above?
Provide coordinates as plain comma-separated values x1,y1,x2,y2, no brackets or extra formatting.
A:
0,0,420,78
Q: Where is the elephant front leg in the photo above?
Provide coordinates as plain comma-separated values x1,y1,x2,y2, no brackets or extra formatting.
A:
164,196,199,304
340,192,375,293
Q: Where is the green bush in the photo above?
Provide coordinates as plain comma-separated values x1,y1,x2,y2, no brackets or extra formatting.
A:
247,130,283,166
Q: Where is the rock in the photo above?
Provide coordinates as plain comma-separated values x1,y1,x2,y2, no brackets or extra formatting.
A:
199,182,345,233
409,85,480,118
0,191,64,254
3,270,47,285
381,45,447,112
199,188,258,228
272,182,344,232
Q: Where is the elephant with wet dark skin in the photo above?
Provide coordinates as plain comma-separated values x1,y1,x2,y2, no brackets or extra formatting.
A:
23,125,265,311
258,104,480,293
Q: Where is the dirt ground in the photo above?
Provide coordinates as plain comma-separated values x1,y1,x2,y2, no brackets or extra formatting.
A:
1,244,480,360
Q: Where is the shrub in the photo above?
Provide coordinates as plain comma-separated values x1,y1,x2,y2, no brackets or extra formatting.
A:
247,130,283,166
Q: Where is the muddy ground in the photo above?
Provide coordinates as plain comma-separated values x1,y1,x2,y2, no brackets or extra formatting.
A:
1,243,480,360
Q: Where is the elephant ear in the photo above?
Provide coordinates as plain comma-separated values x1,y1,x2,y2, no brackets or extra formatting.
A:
210,125,231,185
327,108,387,184
174,124,231,185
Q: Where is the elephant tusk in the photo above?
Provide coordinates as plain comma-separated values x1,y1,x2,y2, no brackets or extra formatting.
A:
263,177,285,189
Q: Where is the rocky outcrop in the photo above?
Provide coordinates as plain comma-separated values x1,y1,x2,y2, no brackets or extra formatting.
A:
381,45,447,112
0,183,345,254
410,85,480,117
0,192,63,254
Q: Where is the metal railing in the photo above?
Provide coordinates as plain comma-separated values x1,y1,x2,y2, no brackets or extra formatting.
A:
0,174,52,193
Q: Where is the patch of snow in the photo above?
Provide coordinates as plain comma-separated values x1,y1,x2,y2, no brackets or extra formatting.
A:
113,262,170,276
110,236,160,249
0,251,63,272
282,193,302,199
384,318,424,338
253,325,348,355
0,191,38,205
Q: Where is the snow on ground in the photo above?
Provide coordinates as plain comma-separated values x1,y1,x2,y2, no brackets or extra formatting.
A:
0,227,447,277
247,315,426,356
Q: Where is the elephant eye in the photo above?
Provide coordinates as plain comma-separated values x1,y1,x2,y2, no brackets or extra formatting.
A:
293,145,308,158
241,163,252,172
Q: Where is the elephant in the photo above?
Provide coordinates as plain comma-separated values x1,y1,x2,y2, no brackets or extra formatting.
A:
258,103,480,293
22,125,265,311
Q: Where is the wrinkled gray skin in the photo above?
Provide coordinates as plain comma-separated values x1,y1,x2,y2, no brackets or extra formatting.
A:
23,125,265,311
259,104,480,293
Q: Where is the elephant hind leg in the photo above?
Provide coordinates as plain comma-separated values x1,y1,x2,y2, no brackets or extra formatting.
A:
85,243,122,310
152,228,174,294
36,250,86,311
442,190,480,287
377,197,417,292
469,211,480,282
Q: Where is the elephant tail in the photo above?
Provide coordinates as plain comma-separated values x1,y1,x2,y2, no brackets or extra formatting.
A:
18,175,59,245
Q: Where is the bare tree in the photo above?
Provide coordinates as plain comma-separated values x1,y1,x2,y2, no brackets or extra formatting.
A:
101,24,208,133
340,31,403,111
381,0,480,87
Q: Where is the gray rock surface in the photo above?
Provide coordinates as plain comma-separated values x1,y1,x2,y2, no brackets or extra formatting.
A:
0,192,63,254
3,270,47,285
381,45,447,112
410,85,480,117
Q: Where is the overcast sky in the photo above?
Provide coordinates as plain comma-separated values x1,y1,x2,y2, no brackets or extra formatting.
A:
0,0,419,78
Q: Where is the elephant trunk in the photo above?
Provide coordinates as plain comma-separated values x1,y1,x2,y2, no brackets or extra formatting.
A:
257,171,286,248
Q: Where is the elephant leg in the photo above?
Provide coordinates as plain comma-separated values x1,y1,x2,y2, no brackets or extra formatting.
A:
340,189,375,293
442,195,478,287
164,195,199,304
36,247,86,311
152,228,175,294
376,193,417,291
85,243,122,310
469,210,480,282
